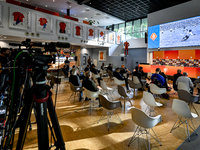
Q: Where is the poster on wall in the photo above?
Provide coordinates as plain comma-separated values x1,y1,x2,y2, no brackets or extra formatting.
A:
99,50,106,61
57,20,71,36
0,5,3,27
109,32,115,43
87,27,95,40
36,14,53,34
116,33,121,44
9,7,31,30
99,30,105,41
74,24,83,38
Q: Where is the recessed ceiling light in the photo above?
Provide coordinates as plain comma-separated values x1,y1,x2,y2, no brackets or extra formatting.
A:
61,10,63,12
85,17,88,19
4,37,7,38
69,6,71,8
53,0,55,2
45,5,48,7
26,0,29,1
90,2,91,4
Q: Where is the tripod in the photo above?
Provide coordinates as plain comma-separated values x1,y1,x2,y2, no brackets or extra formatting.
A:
3,53,65,150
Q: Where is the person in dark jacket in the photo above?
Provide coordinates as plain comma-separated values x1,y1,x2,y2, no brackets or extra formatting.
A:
90,64,102,86
84,65,90,72
113,68,130,92
173,69,182,91
107,64,113,72
69,68,83,101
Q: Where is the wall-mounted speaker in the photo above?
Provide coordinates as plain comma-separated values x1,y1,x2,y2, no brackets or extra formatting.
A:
121,57,124,61
36,33,40,37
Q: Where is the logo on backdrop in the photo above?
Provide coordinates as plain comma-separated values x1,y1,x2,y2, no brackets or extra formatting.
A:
38,18,48,31
150,33,157,41
12,12,25,26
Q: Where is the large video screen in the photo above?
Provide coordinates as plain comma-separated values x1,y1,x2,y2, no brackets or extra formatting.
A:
148,15,200,49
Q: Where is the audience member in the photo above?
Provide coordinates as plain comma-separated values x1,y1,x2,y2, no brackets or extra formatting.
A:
69,68,83,101
0,48,10,67
101,63,105,70
194,78,200,104
113,67,130,92
132,66,146,90
107,64,113,72
61,57,70,77
151,68,166,87
173,69,182,91
176,72,193,94
84,65,90,72
139,66,146,79
120,64,131,79
90,64,102,86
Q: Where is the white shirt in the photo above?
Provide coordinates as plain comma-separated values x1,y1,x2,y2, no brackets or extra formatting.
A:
176,76,193,89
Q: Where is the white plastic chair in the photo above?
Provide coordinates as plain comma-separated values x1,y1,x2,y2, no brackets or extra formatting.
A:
113,77,125,85
98,94,123,131
68,82,82,104
128,79,141,99
128,107,162,149
149,84,167,104
170,99,198,142
100,80,114,100
177,82,190,93
143,91,163,117
84,88,100,115
132,76,141,84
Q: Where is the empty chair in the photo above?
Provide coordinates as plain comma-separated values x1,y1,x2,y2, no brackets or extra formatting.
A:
128,107,162,149
128,79,142,98
149,84,167,104
118,85,132,110
132,76,141,84
100,80,114,100
178,89,199,116
84,88,100,115
68,82,82,104
170,99,198,142
177,82,190,93
98,94,123,131
143,91,163,117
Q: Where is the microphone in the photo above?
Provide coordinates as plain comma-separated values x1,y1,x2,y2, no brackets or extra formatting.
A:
31,42,45,47
9,43,22,46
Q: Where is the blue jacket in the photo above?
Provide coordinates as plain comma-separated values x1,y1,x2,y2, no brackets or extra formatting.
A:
151,73,165,86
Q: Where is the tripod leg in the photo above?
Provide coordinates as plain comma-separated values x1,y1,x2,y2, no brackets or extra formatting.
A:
47,95,66,150
35,102,49,150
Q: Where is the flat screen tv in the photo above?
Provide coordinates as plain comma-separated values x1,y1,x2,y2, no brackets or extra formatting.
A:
148,15,200,49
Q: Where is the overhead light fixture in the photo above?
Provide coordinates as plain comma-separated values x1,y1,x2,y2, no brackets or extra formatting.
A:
69,6,71,8
26,0,29,1
90,2,91,4
4,37,7,38
85,17,88,20
53,0,55,2
45,5,48,7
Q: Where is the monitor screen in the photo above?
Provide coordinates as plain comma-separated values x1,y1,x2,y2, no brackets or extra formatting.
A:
148,15,200,49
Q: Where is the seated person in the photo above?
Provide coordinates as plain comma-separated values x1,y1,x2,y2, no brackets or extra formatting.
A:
107,64,113,72
70,65,76,75
139,66,146,79
82,71,102,103
101,63,105,70
156,68,169,90
90,64,102,86
151,68,166,88
194,77,200,104
69,68,83,101
132,66,146,90
173,69,182,91
84,65,90,72
176,72,194,94
113,67,130,92
120,64,131,79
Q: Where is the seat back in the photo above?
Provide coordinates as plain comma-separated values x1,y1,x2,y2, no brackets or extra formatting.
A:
128,79,141,89
178,82,190,93
118,85,128,98
92,73,100,78
132,76,140,84
130,107,162,128
113,77,125,85
172,99,193,118
84,88,99,99
143,91,157,107
108,70,113,78
99,94,122,110
69,82,82,92
100,80,108,90
51,76,61,84
178,89,199,103
149,84,166,94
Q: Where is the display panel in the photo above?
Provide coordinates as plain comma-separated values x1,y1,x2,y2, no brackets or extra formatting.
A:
148,15,200,49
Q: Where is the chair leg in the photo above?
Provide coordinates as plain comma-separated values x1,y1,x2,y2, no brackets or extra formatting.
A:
107,111,110,131
186,119,190,142
170,116,181,133
150,128,162,146
128,126,140,146
113,110,123,125
191,103,199,116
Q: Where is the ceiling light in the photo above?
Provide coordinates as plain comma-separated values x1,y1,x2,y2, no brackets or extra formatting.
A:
82,10,85,12
45,5,48,7
53,0,55,2
61,10,63,12
85,17,88,20
90,2,91,4
26,0,29,1
4,37,7,38
69,6,71,8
